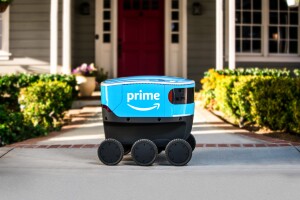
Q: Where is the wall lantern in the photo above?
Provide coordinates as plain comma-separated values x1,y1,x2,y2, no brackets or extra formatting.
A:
192,2,202,16
286,0,299,8
79,2,90,15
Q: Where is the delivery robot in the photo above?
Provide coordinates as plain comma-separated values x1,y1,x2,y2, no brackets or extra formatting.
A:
98,76,195,166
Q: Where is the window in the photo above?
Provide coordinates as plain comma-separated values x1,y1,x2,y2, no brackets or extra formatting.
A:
0,10,10,60
269,0,298,54
171,0,180,43
236,0,262,53
103,0,111,43
234,0,299,60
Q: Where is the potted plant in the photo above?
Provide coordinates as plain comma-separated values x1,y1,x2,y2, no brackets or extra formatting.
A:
72,63,97,97
0,0,13,13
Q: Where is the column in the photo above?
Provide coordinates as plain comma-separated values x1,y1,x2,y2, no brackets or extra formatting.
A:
62,0,72,74
228,0,236,69
216,0,224,70
50,0,58,74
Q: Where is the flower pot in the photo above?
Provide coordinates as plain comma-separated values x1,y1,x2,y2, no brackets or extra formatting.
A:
0,3,9,13
76,75,96,97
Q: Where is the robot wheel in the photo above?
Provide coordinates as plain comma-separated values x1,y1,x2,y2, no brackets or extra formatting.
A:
98,139,124,165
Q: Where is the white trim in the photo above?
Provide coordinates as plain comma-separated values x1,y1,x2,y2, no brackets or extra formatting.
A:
181,0,188,78
112,0,118,78
166,0,187,77
216,0,224,70
62,0,72,74
228,0,236,69
225,0,229,59
95,0,114,78
164,0,170,76
262,0,269,57
236,55,300,63
0,51,11,60
0,7,11,60
50,0,58,74
95,0,102,74
96,0,187,78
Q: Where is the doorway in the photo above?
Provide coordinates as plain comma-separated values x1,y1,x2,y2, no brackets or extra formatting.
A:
118,0,165,76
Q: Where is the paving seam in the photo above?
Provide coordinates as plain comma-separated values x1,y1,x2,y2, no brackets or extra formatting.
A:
292,146,300,153
0,148,14,158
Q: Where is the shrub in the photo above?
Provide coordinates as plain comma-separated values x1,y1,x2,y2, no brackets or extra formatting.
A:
230,76,255,123
295,69,300,77
0,74,77,110
0,74,77,145
247,77,293,130
200,68,300,134
199,69,224,109
216,68,291,77
0,105,45,145
20,81,73,131
214,76,237,117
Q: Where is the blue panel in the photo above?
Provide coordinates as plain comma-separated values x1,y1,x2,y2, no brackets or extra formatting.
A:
101,76,195,117
101,84,123,111
114,83,165,117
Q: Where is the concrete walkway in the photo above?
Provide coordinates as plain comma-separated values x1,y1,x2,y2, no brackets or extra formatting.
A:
1,101,298,165
1,101,300,161
7,101,297,147
1,102,300,200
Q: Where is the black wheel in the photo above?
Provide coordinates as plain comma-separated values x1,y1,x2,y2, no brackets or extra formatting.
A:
123,145,131,155
131,139,158,166
165,139,192,166
186,134,196,151
98,139,124,165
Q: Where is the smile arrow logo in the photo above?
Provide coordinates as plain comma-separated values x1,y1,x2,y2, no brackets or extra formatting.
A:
127,103,160,111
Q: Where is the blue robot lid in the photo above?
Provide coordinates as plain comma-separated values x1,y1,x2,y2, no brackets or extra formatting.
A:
102,76,195,86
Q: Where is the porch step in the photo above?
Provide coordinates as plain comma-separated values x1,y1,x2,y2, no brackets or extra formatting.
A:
71,91,101,109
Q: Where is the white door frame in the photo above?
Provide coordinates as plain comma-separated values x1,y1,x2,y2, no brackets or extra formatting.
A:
95,0,187,78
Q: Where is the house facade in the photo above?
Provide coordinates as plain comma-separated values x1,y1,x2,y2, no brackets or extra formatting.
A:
0,0,299,88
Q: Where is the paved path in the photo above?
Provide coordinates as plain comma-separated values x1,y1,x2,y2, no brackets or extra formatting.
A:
8,102,298,147
1,102,300,200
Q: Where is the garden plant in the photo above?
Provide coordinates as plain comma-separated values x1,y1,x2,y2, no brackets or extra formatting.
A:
0,74,77,146
200,68,300,134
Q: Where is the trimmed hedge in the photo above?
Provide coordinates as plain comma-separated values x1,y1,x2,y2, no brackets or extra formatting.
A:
0,74,77,110
0,105,46,145
215,68,291,77
20,81,73,131
295,69,300,77
200,68,300,134
0,74,77,145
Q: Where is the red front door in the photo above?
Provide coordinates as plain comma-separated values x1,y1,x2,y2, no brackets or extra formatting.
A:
118,0,164,77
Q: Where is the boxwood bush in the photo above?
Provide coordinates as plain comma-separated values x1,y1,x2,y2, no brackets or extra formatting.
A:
0,74,77,145
0,105,46,145
20,81,73,131
200,68,300,134
0,74,77,110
